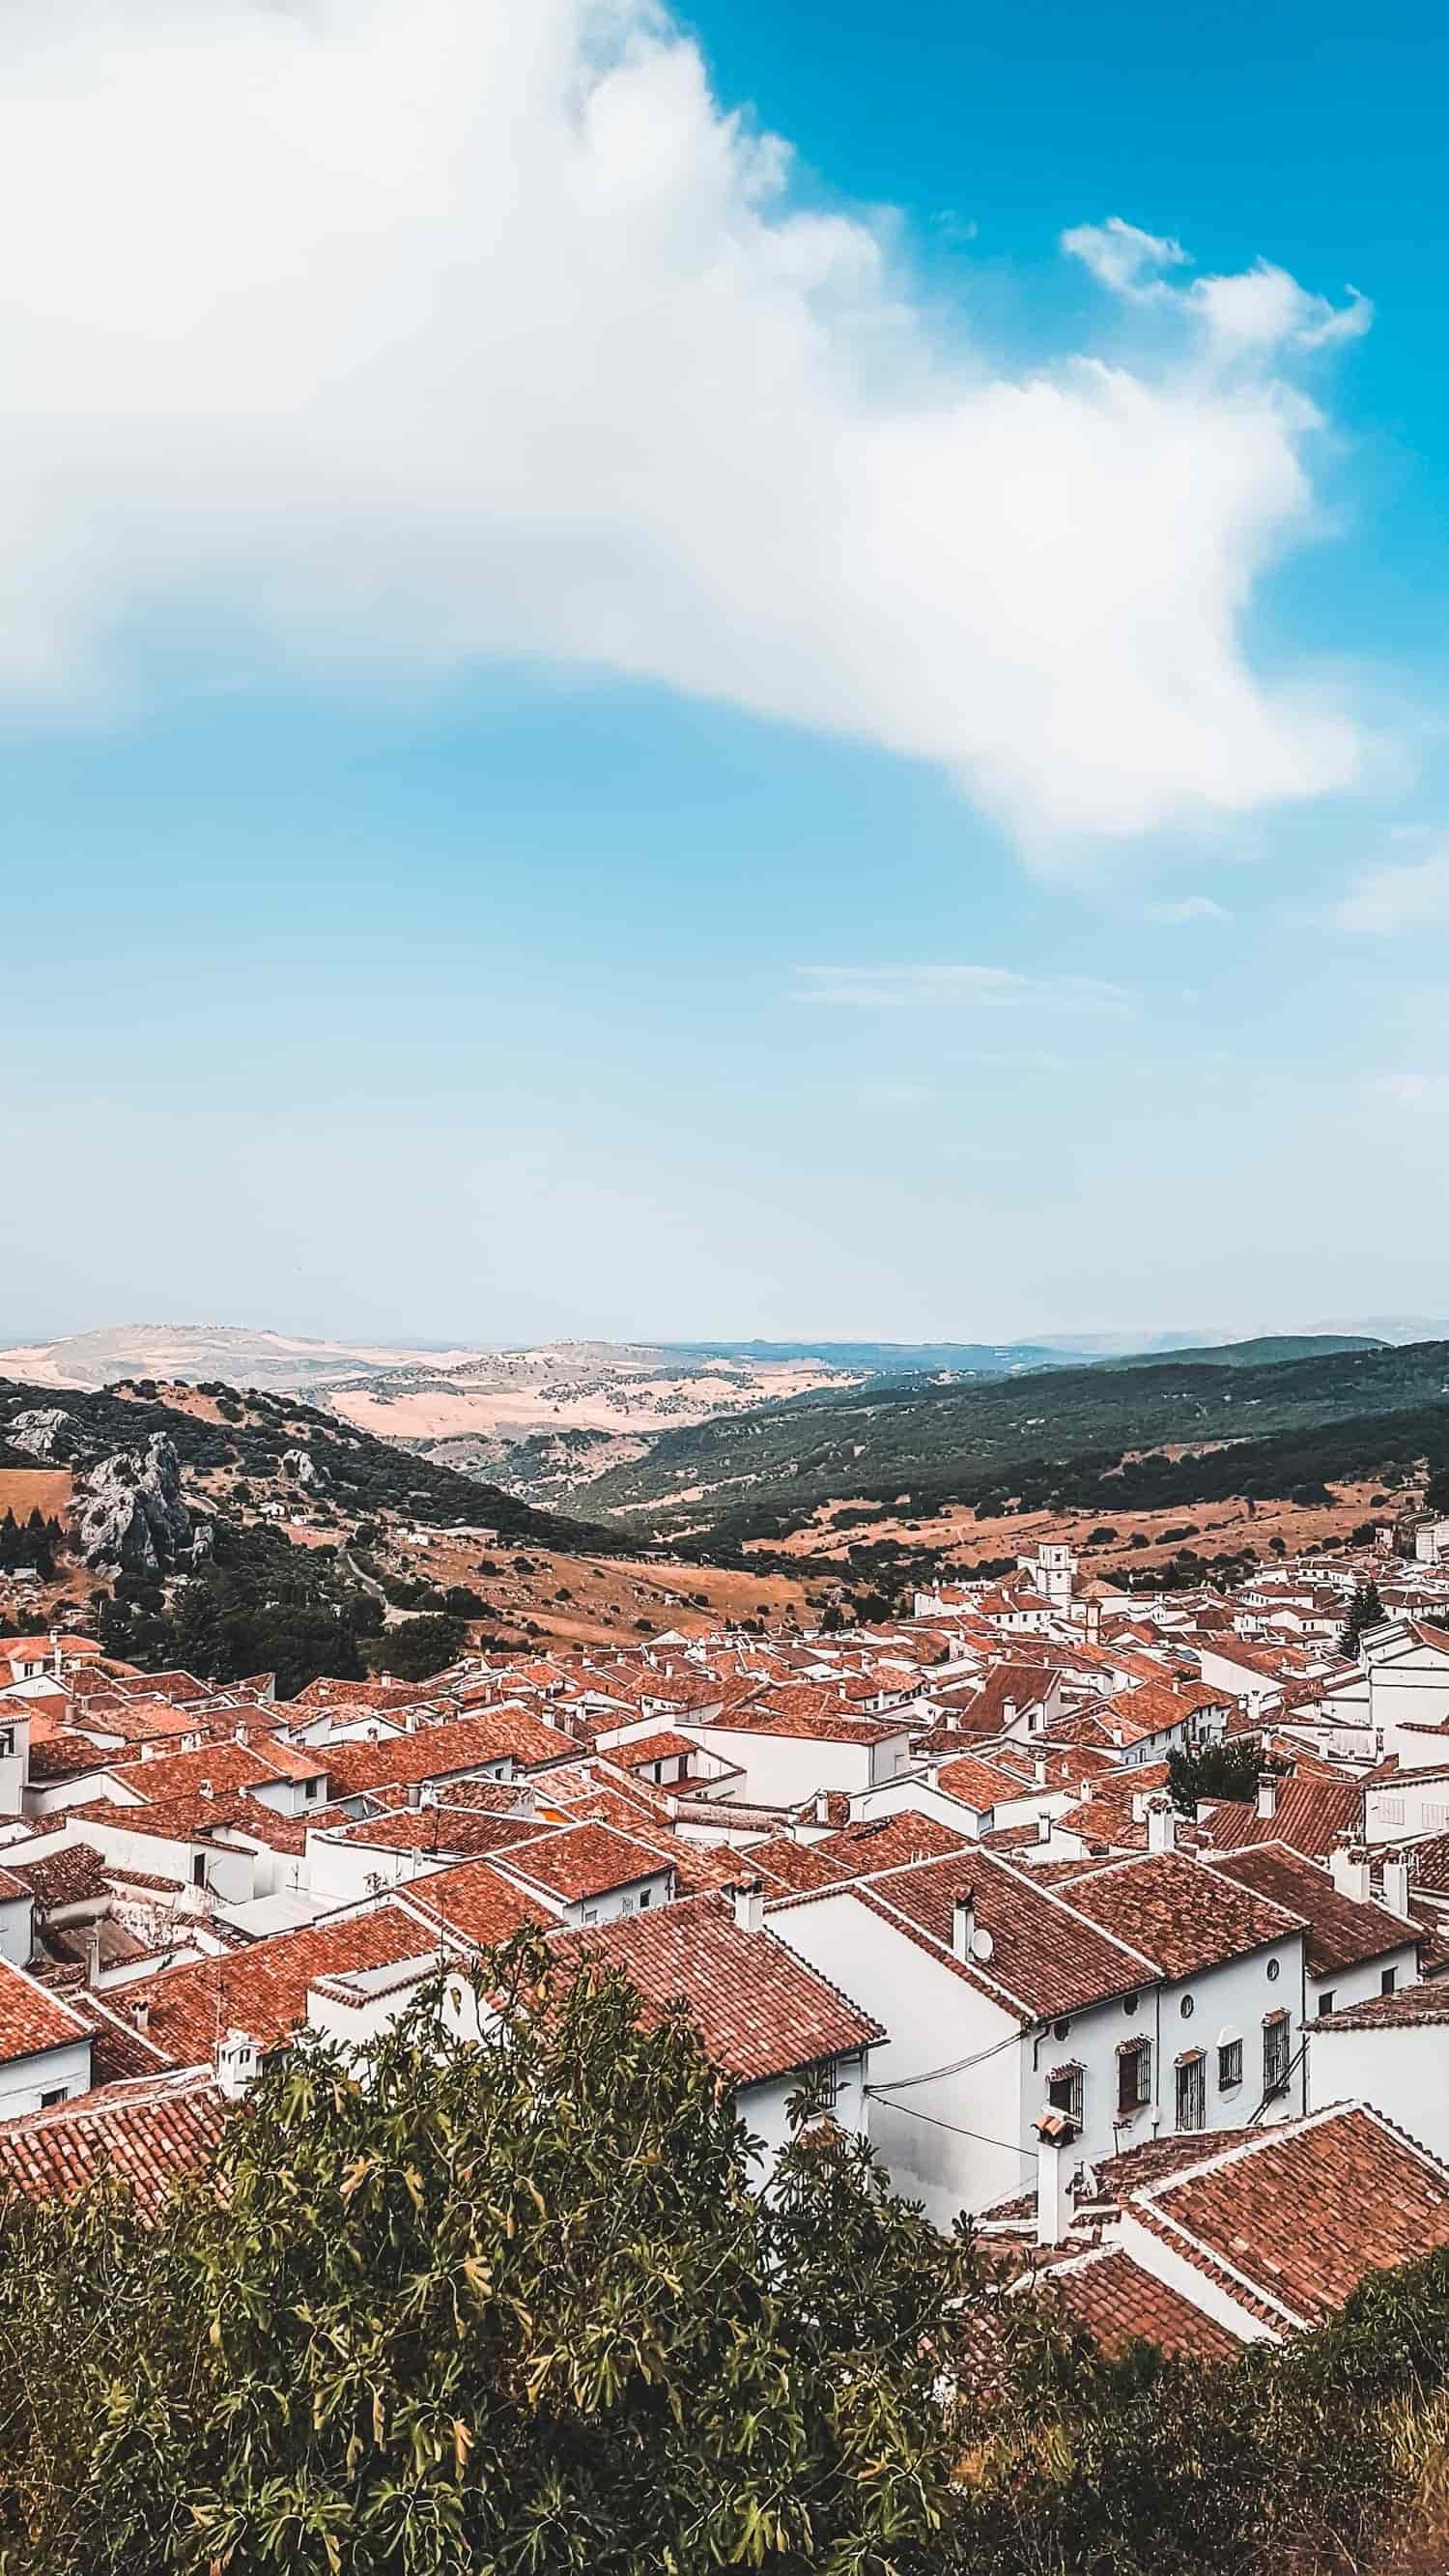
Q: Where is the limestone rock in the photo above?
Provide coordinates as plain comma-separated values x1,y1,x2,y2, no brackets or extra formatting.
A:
280,1447,320,1488
8,1408,73,1462
75,1433,193,1575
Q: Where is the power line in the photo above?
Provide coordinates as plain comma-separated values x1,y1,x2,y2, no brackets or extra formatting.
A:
871,2097,1037,2161
866,2023,1023,2095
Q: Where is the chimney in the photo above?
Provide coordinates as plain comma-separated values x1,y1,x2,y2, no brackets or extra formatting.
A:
1381,1852,1412,1918
198,1779,213,1802
130,1996,150,2034
84,1923,101,1989
952,1888,976,1963
731,1878,765,1935
236,1722,248,1748
1037,1810,1052,1846
1146,1796,1178,1855
1002,1698,1018,1732
1034,2107,1079,2247
214,2028,260,2102
1256,1771,1279,1821
1034,1750,1048,1788
1329,1844,1372,1904
814,1790,830,1825
49,1628,62,1679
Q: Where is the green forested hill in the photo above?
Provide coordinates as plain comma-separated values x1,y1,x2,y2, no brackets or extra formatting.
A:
574,1337,1449,1543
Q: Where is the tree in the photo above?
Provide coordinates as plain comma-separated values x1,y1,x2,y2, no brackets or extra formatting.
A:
0,1943,975,2576
1340,1578,1386,1662
369,1612,467,1681
1168,1739,1268,1816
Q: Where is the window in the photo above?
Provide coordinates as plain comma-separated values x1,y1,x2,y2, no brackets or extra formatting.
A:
1122,1992,1140,2018
306,1776,322,1799
1382,1966,1398,1997
191,1853,208,1888
1179,1993,1195,2020
1218,2040,1243,2091
1175,2052,1207,2132
1317,1990,1336,2018
40,2088,66,2108
1048,2064,1084,2126
1265,1957,1281,1983
815,2060,840,2110
582,1905,600,1925
1117,2038,1151,2116
639,1887,652,1907
1263,2013,1291,2098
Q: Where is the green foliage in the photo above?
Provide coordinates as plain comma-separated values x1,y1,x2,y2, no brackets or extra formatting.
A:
1341,1578,1387,1660
0,1947,973,2576
1167,1739,1268,1815
98,1522,378,1698
368,1613,468,1680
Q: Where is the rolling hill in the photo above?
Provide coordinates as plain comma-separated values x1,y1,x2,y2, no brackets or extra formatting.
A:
569,1335,1449,1544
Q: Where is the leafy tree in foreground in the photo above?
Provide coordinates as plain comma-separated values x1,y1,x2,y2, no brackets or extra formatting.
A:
0,1937,973,2576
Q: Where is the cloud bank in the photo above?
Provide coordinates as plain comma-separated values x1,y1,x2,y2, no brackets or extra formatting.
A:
1333,850,1449,934
0,0,1371,847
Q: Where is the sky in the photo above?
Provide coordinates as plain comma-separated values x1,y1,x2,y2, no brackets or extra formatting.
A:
3,0,1449,1349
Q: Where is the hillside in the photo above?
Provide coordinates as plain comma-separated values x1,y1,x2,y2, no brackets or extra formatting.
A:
0,1377,823,1668
0,1323,471,1394
572,1336,1449,1543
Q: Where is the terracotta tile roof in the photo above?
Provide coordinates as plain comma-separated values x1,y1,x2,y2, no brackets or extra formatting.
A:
121,1903,440,2063
325,1810,541,1861
322,1709,573,1795
7,1845,109,1910
1207,1845,1415,1978
932,1755,1021,1814
394,1861,552,1951
0,2070,227,2220
607,1731,699,1768
548,1892,883,2086
814,1811,973,1875
1033,2244,1239,2362
1128,2104,1449,2328
24,1732,112,1786
104,1742,303,1803
60,1987,174,2084
0,1958,91,2067
1196,1777,1363,1859
748,1837,849,1894
713,1700,912,1747
1059,1852,1302,1981
1316,1980,1449,2032
497,1822,672,1904
816,1848,1156,2022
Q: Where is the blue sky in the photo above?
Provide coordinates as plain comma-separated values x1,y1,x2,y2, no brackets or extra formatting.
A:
2,0,1447,1348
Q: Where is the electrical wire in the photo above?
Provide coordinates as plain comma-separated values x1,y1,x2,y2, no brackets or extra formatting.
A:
871,2097,1037,2160
865,2022,1024,2094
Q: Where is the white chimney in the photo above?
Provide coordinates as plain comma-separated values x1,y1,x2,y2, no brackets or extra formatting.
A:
1037,1810,1053,1846
1002,1698,1018,1732
1257,1771,1279,1820
952,1889,976,1963
49,1628,62,1678
1034,1750,1048,1788
130,1996,150,2034
1146,1796,1178,1855
84,1924,101,1989
732,1878,765,1935
1329,1844,1372,1904
1381,1852,1412,1919
1034,2106,1079,2247
215,2028,260,2101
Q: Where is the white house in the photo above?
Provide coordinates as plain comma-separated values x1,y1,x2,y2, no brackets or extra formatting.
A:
1311,1982,1449,2163
0,1958,93,2117
770,1845,1310,2231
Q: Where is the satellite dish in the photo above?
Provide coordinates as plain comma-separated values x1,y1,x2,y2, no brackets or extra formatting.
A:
972,1927,995,1964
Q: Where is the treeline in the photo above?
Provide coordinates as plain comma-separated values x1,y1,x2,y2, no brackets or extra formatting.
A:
1,1951,1447,2575
698,1398,1449,1548
0,1508,66,1579
98,1520,383,1699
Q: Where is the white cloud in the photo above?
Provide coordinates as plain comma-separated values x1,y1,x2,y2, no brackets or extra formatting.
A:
1332,850,1449,934
1190,263,1373,358
1144,896,1231,924
0,3,1371,847
796,964,1128,1010
1061,217,1188,298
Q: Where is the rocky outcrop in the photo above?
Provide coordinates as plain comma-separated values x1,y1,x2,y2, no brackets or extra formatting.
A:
280,1447,320,1488
8,1408,74,1462
75,1433,193,1575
